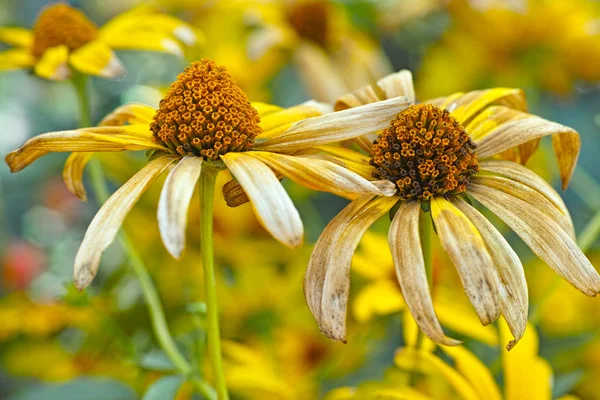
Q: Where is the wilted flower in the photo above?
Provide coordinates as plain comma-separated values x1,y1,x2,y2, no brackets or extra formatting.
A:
6,58,400,290
0,4,196,80
303,69,600,349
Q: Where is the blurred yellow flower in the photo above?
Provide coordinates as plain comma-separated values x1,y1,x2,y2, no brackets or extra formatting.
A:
0,4,196,80
303,69,598,350
418,0,600,97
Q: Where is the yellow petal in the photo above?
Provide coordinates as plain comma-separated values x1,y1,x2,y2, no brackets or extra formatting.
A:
376,70,416,103
157,156,203,259
221,152,303,248
0,48,35,70
389,201,461,346
63,152,93,201
99,103,157,126
74,156,176,289
0,27,33,47
469,182,600,296
246,151,395,197
304,195,397,342
101,12,196,45
255,96,410,153
353,280,405,323
5,126,164,172
252,102,283,118
69,41,126,79
100,31,183,57
451,197,528,350
258,101,331,140
433,296,498,346
34,45,70,81
442,346,502,400
430,197,501,325
499,320,552,400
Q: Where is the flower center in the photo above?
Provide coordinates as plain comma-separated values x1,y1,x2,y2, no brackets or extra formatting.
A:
32,4,98,58
370,104,479,201
287,1,330,47
150,59,262,160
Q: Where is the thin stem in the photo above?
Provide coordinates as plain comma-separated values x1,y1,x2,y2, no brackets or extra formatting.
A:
414,209,433,350
71,72,91,127
199,166,229,400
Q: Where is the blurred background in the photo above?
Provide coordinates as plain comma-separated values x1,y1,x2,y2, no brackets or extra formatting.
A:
1,0,600,399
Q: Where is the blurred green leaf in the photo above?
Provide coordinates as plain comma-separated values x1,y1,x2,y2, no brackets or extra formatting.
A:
139,349,176,372
553,370,584,398
142,376,184,400
8,378,136,400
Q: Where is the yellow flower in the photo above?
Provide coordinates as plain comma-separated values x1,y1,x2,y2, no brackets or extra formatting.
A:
0,4,196,80
325,322,579,400
303,69,599,350
417,0,600,97
5,58,401,290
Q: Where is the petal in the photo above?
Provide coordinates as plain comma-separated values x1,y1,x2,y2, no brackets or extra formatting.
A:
428,88,527,124
472,174,575,239
69,41,126,79
99,103,157,127
389,200,461,346
34,45,70,80
100,31,184,57
430,197,501,325
469,182,600,296
303,145,376,179
5,126,164,172
74,156,175,289
434,297,498,346
258,101,331,139
294,42,349,103
443,346,502,400
157,156,203,259
246,151,395,197
254,96,410,153
304,195,397,342
63,152,93,201
451,197,528,350
352,280,405,323
252,102,283,118
222,179,249,208
0,48,36,70
0,27,33,47
376,70,416,103
334,84,380,111
221,152,303,248
473,106,580,189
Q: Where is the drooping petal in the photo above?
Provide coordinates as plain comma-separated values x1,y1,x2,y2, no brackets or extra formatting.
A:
63,152,93,201
100,31,184,57
246,151,395,197
74,156,175,289
389,200,461,346
442,346,503,400
254,96,409,153
34,45,70,80
472,175,575,239
352,280,405,323
5,126,165,172
0,48,36,70
427,88,527,124
469,182,600,296
334,84,380,111
99,103,157,127
472,106,580,189
69,41,126,79
258,101,332,139
0,27,33,47
430,197,501,325
221,152,303,248
451,197,528,350
376,69,416,103
304,195,397,342
101,11,197,45
157,156,203,259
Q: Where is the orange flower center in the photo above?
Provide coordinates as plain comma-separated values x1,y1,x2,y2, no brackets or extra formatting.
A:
370,104,479,201
32,4,98,58
150,59,262,161
287,1,330,48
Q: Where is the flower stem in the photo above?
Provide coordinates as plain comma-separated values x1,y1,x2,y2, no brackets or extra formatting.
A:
199,166,229,400
71,72,91,127
414,209,433,350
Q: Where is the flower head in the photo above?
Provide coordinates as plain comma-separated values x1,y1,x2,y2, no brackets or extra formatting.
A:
303,69,600,349
0,4,197,80
5,59,401,290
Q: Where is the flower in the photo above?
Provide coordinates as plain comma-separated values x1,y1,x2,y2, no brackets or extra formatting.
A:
417,0,600,97
5,58,403,290
303,69,600,350
0,4,197,80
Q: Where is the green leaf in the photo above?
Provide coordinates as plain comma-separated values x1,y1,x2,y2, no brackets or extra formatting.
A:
139,349,176,372
142,376,184,400
8,378,136,400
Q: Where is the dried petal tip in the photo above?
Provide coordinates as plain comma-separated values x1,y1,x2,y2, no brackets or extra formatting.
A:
150,59,262,160
32,4,98,57
371,104,479,201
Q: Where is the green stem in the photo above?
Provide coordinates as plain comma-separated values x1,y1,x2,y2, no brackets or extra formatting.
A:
71,72,91,127
199,166,229,400
414,209,433,350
